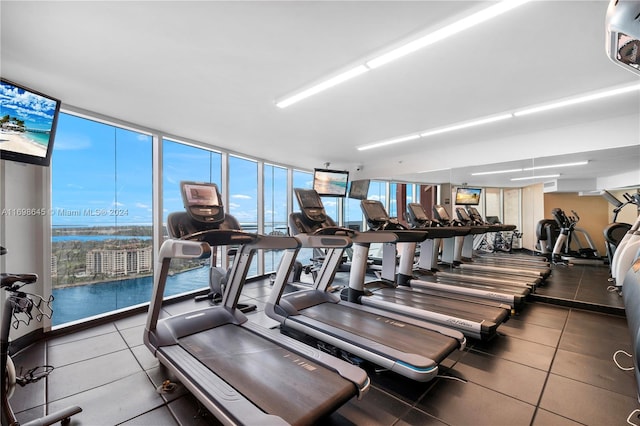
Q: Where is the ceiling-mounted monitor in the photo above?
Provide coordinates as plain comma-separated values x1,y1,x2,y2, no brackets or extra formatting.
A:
455,187,481,205
348,179,370,200
313,168,349,197
606,0,640,76
0,78,61,166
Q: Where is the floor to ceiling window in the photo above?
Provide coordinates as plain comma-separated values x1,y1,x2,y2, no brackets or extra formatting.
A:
47,111,430,327
229,155,259,276
264,163,288,273
161,139,222,295
51,112,152,326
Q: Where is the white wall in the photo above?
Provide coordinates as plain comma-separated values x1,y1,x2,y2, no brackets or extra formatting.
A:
0,159,51,338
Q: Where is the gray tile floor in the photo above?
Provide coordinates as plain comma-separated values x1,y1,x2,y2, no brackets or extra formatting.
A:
8,262,639,425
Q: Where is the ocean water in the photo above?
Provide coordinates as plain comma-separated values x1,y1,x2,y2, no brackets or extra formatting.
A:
52,266,209,325
52,235,151,242
26,131,50,147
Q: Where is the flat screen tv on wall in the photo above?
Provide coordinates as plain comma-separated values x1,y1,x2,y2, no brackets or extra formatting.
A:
313,168,349,197
455,187,482,206
0,78,61,166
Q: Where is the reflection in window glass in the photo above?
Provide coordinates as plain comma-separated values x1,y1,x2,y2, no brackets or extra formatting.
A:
264,164,288,273
368,181,387,207
367,181,387,258
344,196,363,231
229,155,258,276
389,183,398,218
292,169,314,265
504,188,520,229
406,184,416,205
51,113,152,326
485,188,501,220
292,169,313,211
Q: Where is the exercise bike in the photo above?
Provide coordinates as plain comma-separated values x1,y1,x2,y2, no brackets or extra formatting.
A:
1,246,81,426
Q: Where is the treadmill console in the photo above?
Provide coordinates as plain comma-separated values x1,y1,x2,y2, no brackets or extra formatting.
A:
406,203,430,227
467,206,485,224
295,188,328,223
181,181,225,223
360,200,389,226
360,199,406,231
432,205,452,224
455,207,472,224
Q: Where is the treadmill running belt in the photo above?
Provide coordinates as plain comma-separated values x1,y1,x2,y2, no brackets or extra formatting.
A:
302,303,458,362
179,324,355,425
375,287,507,323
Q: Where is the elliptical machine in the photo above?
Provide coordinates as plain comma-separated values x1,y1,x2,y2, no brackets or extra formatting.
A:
551,208,603,265
1,247,82,426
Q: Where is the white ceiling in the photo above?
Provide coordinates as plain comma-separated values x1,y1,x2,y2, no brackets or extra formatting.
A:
2,1,639,191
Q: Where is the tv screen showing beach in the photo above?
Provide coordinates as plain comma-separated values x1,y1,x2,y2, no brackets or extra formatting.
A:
0,79,61,166
313,169,349,197
455,187,482,205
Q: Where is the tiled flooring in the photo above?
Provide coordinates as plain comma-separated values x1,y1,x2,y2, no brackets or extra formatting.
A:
8,259,639,425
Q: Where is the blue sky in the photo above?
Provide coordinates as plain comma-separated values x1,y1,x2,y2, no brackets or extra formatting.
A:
51,112,396,230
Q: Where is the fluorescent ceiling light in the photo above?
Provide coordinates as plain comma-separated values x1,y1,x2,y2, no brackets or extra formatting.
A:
522,160,589,171
513,83,640,117
418,167,450,174
362,82,640,151
471,168,523,176
420,114,513,138
357,114,512,151
366,0,531,69
276,65,369,108
511,174,560,181
357,134,420,151
275,0,530,108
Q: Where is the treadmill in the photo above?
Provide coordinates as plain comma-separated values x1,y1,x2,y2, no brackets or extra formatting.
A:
431,204,543,289
464,206,552,269
453,206,551,279
145,182,369,425
348,200,510,340
362,200,530,311
266,188,466,382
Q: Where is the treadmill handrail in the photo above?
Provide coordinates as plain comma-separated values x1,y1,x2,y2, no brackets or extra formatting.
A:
294,233,353,249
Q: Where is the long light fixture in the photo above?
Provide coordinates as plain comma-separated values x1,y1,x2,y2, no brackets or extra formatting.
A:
513,84,640,117
359,82,640,151
358,134,421,151
275,0,530,109
511,174,560,181
420,114,513,138
275,66,369,109
365,0,531,69
474,160,589,176
358,114,512,151
523,160,589,171
471,168,523,176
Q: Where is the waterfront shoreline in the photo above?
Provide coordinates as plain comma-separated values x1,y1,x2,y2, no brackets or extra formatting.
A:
52,265,205,289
